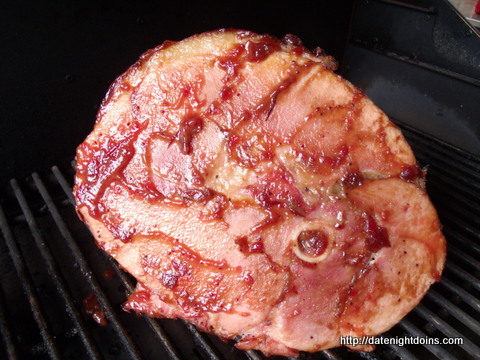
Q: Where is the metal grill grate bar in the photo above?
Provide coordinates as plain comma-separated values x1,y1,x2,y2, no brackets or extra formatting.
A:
0,204,62,360
412,149,480,194
52,165,76,205
320,349,342,360
443,228,480,258
111,259,221,360
414,304,480,357
356,350,382,360
0,289,18,359
385,343,417,360
399,123,480,176
434,209,478,244
445,261,480,292
448,245,480,271
425,290,480,335
40,129,479,360
412,135,480,182
422,162,480,197
427,182,479,228
440,278,480,312
185,321,222,360
105,259,183,360
11,177,104,360
245,350,263,360
52,166,208,360
25,174,144,360
428,175,479,215
398,319,456,360
445,224,480,250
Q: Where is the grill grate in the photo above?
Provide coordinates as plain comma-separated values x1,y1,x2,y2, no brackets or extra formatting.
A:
0,123,479,360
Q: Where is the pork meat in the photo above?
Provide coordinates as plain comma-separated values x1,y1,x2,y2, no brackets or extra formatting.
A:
74,29,446,356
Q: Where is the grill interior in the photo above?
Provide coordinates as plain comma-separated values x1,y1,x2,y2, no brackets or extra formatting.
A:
0,123,479,360
1,1,479,359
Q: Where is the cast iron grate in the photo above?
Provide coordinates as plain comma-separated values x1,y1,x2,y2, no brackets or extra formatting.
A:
0,123,479,360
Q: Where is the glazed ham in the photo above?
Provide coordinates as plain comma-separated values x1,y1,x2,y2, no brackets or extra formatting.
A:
74,29,446,356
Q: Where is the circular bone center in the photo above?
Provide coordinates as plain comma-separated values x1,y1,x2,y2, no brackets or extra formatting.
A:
297,230,329,258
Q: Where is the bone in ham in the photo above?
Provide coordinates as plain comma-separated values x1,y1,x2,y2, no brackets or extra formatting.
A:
74,29,446,356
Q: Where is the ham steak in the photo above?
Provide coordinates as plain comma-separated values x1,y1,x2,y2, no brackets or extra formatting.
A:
74,29,446,356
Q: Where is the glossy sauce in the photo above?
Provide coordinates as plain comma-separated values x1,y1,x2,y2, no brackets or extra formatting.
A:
74,31,443,339
235,237,264,254
342,171,364,189
75,31,412,259
177,114,203,155
83,292,107,326
216,43,246,77
139,239,264,313
254,73,298,121
76,38,398,251
248,169,308,216
245,38,280,62
364,215,391,253
75,35,299,231
75,120,148,219
199,193,228,221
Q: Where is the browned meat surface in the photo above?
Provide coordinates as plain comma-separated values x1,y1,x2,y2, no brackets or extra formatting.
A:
74,29,446,356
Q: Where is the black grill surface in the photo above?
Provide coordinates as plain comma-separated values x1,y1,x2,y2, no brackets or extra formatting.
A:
1,123,479,360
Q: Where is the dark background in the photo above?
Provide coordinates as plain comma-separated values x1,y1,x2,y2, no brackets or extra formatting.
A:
0,1,355,184
1,0,479,185
1,2,480,359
